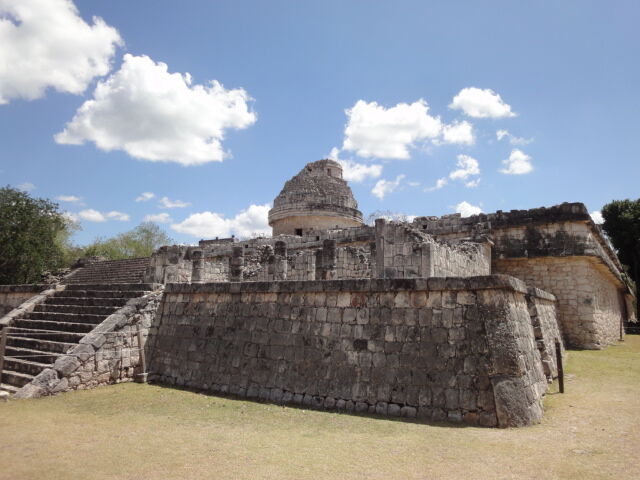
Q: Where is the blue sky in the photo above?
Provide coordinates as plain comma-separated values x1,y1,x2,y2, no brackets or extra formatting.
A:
1,0,638,245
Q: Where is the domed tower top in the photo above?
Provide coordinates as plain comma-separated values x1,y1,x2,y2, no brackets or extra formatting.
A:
268,159,364,236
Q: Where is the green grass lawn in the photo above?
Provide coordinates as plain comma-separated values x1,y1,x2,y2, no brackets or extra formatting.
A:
2,336,640,480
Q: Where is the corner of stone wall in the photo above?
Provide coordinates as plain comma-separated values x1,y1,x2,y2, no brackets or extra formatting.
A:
478,288,547,427
14,287,164,399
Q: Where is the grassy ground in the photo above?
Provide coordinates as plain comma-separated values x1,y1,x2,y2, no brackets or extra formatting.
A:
2,337,640,480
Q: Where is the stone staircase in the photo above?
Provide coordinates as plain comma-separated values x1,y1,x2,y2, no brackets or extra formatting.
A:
0,283,155,395
64,258,150,285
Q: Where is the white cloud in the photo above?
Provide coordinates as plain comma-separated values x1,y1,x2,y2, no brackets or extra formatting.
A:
423,177,448,192
143,212,172,224
372,174,405,199
55,54,257,165
62,212,79,222
496,129,532,145
450,87,516,118
342,100,442,159
442,120,475,145
337,159,382,183
159,196,190,209
135,192,155,202
171,203,271,239
465,179,481,188
78,209,106,222
0,0,122,104
55,195,82,203
590,211,604,224
16,182,35,192
449,154,480,181
500,149,533,175
106,211,130,221
455,201,483,217
77,208,129,222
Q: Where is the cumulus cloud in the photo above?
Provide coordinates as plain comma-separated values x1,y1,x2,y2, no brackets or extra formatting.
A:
590,211,604,224
159,196,190,209
500,149,533,175
337,159,382,183
465,179,481,188
55,195,82,203
372,175,405,199
0,0,122,104
450,87,516,118
442,121,475,145
342,100,442,159
171,203,271,239
78,209,106,222
106,211,130,221
143,212,172,224
455,201,483,217
55,54,256,165
16,182,35,192
449,154,480,181
77,209,129,222
135,192,155,202
496,129,532,146
423,177,448,192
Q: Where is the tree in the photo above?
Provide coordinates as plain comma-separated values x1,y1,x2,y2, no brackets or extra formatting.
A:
601,199,640,318
82,222,173,260
0,186,70,284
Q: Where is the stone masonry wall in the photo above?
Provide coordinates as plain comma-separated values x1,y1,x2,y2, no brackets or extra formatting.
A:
526,288,563,380
148,276,549,427
494,257,624,349
15,290,163,398
0,285,48,316
373,220,490,279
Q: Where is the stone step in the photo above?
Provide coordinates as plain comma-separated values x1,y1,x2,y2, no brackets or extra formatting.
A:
63,283,156,292
5,345,62,365
6,327,85,344
33,304,119,315
3,357,51,377
12,318,96,334
1,370,34,389
24,311,107,325
6,336,75,354
54,290,147,299
0,383,19,394
45,296,129,307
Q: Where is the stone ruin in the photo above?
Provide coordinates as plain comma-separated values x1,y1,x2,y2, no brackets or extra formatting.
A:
0,159,635,428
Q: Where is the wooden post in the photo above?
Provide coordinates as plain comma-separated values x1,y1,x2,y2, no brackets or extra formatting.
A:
135,324,148,383
0,327,7,387
555,340,564,394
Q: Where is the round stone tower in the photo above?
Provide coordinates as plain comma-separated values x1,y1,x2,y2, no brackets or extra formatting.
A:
268,159,364,236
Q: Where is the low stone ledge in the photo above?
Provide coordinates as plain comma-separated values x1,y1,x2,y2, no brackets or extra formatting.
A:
526,287,556,302
0,285,63,327
0,284,49,293
164,274,530,295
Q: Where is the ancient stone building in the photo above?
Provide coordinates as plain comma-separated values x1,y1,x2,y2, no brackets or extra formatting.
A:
0,159,635,428
268,159,364,236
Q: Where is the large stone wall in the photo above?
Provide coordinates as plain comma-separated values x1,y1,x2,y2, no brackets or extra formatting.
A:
148,276,552,427
0,285,48,316
495,257,625,349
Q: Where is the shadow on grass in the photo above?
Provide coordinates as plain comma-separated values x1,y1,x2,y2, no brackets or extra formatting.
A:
145,381,476,430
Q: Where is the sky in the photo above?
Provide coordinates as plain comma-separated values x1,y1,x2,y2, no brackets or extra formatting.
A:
1,0,638,245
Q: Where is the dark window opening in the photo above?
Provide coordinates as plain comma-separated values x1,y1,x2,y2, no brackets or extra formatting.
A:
327,169,332,176
295,228,303,236
316,236,320,241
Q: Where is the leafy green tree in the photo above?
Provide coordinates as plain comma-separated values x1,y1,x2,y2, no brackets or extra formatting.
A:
601,199,640,318
0,186,70,284
82,222,173,260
